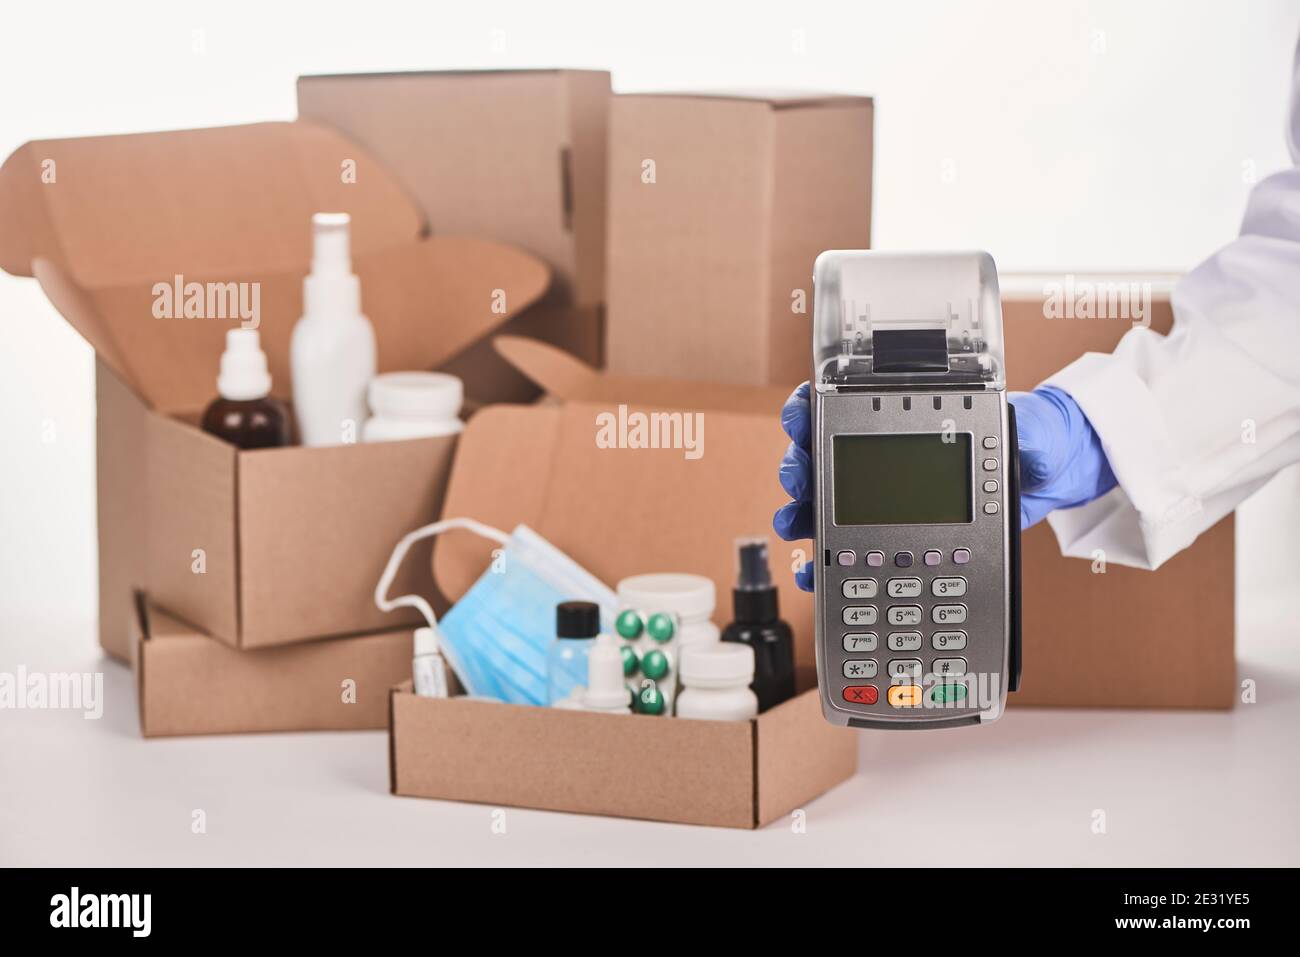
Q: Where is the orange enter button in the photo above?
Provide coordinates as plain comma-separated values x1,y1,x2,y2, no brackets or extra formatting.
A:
888,684,922,708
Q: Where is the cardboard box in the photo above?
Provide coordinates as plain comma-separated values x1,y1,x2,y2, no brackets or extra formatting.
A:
390,672,856,829
0,121,551,657
388,340,855,824
1001,278,1235,708
298,69,611,394
442,328,1232,710
605,92,873,386
132,599,413,737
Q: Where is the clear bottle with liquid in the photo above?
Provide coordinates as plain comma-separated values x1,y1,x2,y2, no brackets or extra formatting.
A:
547,601,601,707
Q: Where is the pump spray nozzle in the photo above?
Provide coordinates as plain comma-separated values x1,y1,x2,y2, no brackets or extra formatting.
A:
303,212,361,319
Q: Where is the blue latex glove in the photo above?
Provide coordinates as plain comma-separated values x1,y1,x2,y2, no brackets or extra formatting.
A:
773,382,1116,591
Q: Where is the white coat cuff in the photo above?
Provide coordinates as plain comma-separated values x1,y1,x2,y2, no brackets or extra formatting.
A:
1041,349,1204,570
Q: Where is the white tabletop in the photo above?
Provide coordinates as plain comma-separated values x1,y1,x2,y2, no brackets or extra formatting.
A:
2,592,1296,868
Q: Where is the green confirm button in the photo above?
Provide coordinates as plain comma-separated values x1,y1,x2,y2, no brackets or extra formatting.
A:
929,682,968,704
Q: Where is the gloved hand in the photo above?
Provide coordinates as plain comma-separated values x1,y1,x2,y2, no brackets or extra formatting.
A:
1009,385,1117,528
773,382,1116,591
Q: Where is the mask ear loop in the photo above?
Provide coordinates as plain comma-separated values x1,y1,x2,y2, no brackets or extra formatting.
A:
374,517,511,629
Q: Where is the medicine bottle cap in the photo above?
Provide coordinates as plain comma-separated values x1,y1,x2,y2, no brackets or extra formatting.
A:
556,601,601,639
216,329,272,401
413,626,438,657
733,537,779,623
681,642,754,688
368,371,463,422
616,574,715,621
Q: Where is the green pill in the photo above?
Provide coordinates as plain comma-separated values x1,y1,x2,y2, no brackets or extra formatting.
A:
615,609,643,639
646,613,675,642
636,682,665,716
620,645,640,677
641,649,669,681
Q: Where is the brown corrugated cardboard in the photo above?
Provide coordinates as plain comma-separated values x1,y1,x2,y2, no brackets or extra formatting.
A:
437,330,1234,710
132,600,414,737
390,671,856,829
0,121,552,655
385,334,855,826
1001,284,1235,708
605,92,873,386
297,69,611,387
432,337,814,665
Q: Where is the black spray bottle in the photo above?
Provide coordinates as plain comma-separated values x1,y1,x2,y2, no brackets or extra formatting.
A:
721,538,795,712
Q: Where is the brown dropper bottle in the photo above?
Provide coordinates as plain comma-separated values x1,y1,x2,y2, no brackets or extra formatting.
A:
201,329,291,450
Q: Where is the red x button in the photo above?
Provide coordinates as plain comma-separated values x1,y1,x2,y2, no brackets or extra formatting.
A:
842,685,879,705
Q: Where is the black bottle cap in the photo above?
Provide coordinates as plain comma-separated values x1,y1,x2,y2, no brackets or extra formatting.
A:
733,539,779,623
737,539,772,589
556,601,601,639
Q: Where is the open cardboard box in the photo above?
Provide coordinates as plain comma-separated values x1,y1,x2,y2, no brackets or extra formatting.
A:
390,669,853,829
389,336,857,827
132,597,414,737
298,69,611,398
434,322,1233,710
0,121,551,657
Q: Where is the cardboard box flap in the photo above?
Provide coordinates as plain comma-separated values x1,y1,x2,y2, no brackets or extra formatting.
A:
0,120,423,286
432,401,815,666
32,235,550,413
493,335,793,416
617,90,872,109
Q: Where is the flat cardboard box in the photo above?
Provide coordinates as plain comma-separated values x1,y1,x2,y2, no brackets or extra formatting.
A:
298,69,611,394
1001,278,1235,708
132,599,414,737
390,672,856,829
0,121,551,657
605,92,873,386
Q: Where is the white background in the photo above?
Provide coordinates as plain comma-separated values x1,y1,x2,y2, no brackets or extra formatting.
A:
1,0,1298,865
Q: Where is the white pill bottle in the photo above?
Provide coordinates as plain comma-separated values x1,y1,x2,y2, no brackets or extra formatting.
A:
676,642,759,721
363,372,464,443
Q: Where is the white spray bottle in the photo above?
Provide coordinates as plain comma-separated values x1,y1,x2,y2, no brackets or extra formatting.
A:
291,213,376,446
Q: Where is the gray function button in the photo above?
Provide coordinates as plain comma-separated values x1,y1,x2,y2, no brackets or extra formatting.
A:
842,633,878,653
931,631,967,650
841,578,878,599
983,502,1000,515
842,606,878,626
931,577,967,597
866,551,885,567
886,577,923,599
982,436,998,449
836,550,856,566
886,605,923,627
842,659,878,679
953,548,971,565
887,632,922,652
932,604,968,624
982,458,999,472
931,657,968,678
888,658,923,679
923,549,942,566
983,480,999,493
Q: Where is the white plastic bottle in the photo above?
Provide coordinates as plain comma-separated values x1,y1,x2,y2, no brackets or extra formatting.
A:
363,372,464,443
291,212,376,446
412,626,449,698
583,634,633,714
676,642,759,721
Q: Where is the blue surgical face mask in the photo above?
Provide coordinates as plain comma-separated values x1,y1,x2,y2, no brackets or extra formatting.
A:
375,519,617,706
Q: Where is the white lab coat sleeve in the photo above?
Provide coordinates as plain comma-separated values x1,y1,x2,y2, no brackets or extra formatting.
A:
1039,38,1300,570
